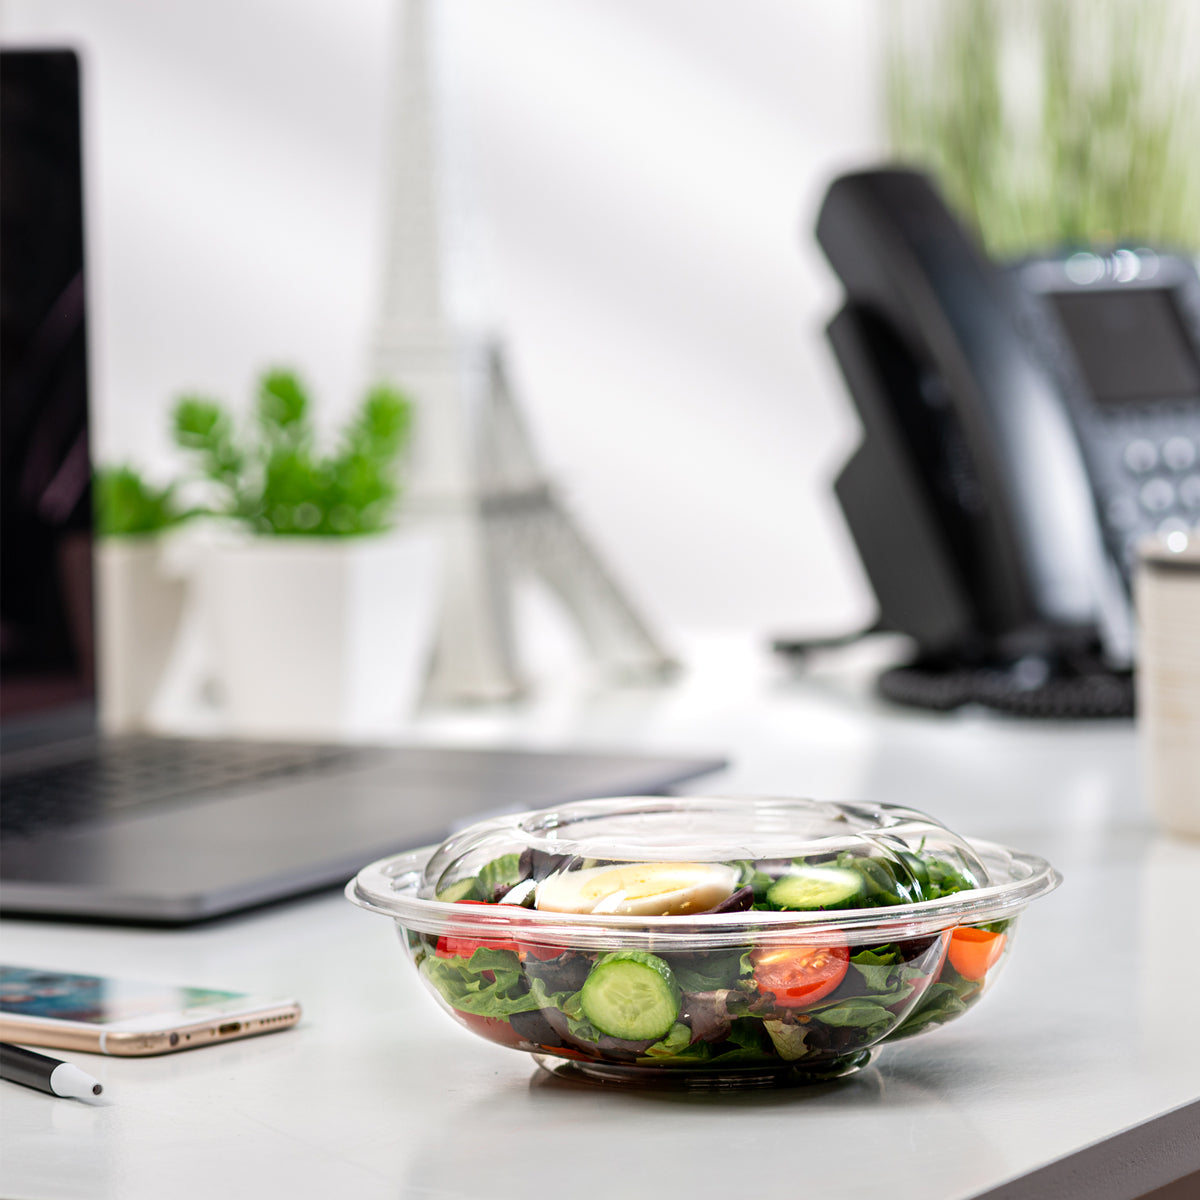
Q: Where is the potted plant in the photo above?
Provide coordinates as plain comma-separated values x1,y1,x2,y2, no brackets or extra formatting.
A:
171,369,438,739
93,466,190,732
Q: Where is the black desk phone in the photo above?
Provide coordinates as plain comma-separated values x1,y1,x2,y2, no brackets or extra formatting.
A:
811,167,1200,715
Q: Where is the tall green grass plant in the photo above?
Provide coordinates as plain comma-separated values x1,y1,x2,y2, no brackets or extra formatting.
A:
886,0,1199,255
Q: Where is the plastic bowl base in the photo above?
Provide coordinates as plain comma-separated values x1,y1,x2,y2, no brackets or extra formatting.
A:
530,1048,879,1090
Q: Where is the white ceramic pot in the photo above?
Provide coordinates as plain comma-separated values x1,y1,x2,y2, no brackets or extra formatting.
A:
198,529,440,739
95,537,188,732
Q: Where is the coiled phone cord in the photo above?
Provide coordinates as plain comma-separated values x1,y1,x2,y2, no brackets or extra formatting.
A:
876,659,1134,718
773,628,1135,718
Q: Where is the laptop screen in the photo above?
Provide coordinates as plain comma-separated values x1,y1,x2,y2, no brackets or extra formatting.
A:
0,49,96,735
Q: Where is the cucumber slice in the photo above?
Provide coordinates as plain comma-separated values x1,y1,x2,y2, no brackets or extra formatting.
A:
580,952,680,1041
436,877,483,903
766,867,864,911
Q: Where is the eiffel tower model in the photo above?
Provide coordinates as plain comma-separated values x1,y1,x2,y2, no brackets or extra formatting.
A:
369,0,678,704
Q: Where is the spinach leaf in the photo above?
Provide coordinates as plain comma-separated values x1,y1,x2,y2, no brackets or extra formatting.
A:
849,955,921,1003
662,948,748,994
812,999,894,1029
846,945,929,1006
851,960,903,993
885,981,972,1040
725,1017,774,1051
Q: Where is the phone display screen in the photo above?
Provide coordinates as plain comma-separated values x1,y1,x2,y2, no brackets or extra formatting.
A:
0,965,247,1025
1050,288,1200,406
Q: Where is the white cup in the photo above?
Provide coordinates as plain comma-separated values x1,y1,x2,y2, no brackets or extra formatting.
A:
1136,531,1200,838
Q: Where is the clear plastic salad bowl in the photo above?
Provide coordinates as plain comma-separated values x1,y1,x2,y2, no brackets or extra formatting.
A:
347,796,1060,1088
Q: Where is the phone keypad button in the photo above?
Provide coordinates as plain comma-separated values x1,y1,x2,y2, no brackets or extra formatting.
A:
1140,478,1176,512
1157,516,1193,538
1162,436,1197,472
1179,475,1200,510
1124,439,1159,473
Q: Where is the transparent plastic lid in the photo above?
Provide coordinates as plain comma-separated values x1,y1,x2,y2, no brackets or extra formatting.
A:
421,796,991,913
349,796,1061,949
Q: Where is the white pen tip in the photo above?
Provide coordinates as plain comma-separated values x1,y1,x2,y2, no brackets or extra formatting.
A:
49,1063,103,1101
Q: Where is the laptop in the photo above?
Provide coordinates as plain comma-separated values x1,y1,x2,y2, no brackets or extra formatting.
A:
0,49,724,924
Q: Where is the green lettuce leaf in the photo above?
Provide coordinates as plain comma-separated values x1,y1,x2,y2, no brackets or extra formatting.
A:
643,1023,694,1058
884,981,972,1040
846,945,930,1006
478,853,525,895
764,1019,812,1061
419,948,539,1019
924,858,976,899
527,975,584,1022
734,860,775,901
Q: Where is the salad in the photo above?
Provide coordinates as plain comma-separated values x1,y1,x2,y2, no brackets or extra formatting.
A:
410,846,1012,1075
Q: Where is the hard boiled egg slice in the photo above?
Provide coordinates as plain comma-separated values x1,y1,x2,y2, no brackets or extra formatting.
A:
535,861,740,917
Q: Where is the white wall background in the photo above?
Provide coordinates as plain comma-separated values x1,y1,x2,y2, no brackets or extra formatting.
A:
2,0,885,643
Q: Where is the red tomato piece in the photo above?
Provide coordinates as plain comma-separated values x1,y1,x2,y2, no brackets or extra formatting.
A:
515,940,566,963
946,927,1006,981
750,944,851,1007
540,1044,591,1062
434,900,518,959
452,1011,529,1049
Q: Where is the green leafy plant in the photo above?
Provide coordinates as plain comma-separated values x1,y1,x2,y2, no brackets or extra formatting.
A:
172,369,414,536
886,0,1200,255
94,466,187,538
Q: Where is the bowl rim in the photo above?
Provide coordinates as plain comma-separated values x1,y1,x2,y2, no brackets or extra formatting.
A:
345,836,1061,950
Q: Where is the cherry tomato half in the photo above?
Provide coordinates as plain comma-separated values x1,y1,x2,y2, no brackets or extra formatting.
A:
750,944,851,1007
946,927,1006,982
435,900,519,959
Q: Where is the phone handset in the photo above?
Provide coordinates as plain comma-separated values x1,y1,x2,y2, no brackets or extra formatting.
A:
817,168,1131,663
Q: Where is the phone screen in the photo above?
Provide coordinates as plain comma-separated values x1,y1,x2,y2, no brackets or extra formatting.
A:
0,965,248,1025
1050,287,1200,406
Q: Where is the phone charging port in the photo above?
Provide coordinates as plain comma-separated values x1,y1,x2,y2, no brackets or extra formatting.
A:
218,1021,242,1035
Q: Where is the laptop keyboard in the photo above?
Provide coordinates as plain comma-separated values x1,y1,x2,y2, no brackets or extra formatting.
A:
0,738,360,837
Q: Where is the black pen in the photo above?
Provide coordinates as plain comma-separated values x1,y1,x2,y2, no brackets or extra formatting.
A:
0,1042,103,1100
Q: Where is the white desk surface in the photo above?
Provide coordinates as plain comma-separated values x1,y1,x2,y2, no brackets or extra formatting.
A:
3,634,1199,1200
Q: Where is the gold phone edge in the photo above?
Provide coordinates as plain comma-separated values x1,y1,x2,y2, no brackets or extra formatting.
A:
0,1001,301,1056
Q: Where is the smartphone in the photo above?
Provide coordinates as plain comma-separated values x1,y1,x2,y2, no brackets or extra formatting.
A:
0,965,301,1056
